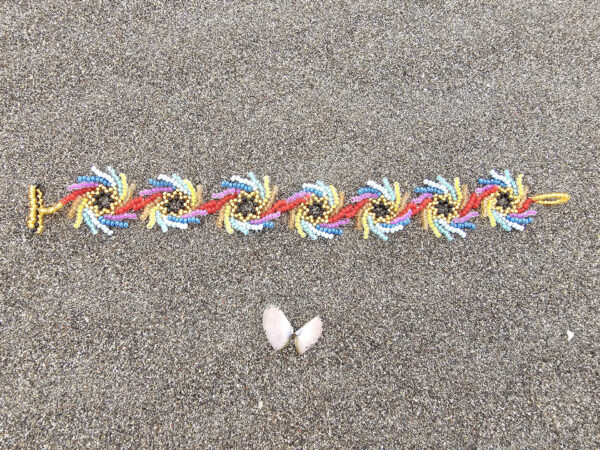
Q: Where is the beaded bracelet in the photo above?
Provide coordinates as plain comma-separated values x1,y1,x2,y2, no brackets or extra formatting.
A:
27,167,570,240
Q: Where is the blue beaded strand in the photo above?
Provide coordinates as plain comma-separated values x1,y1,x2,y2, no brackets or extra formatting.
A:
477,178,507,187
315,225,343,235
414,186,444,195
148,179,176,189
221,181,254,192
166,215,201,224
358,187,381,196
303,187,325,197
451,222,476,229
506,216,534,225
77,175,111,187
98,217,129,228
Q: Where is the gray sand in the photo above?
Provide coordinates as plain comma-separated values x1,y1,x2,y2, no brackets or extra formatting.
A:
1,1,599,447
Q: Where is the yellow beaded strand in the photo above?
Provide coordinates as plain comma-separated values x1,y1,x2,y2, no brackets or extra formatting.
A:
224,204,234,234
147,207,157,229
74,201,86,229
427,208,441,238
530,192,570,205
362,212,369,239
295,210,306,238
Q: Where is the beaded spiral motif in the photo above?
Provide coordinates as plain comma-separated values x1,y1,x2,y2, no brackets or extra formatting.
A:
72,166,135,235
476,169,531,231
475,169,569,232
350,179,413,241
135,174,203,232
26,168,570,238
215,173,281,235
413,176,479,241
287,182,348,239
26,166,135,235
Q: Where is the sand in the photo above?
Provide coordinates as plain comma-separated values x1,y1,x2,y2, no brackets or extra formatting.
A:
1,1,599,447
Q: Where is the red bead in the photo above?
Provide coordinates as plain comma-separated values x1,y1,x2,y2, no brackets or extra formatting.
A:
517,198,534,213
59,187,96,205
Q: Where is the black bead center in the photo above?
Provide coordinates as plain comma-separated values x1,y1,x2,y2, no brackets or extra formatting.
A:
307,201,326,219
237,197,259,217
165,194,187,214
371,202,389,219
94,191,114,210
496,191,513,209
436,199,454,217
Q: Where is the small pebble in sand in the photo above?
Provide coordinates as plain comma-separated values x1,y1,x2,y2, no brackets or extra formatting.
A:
567,331,574,341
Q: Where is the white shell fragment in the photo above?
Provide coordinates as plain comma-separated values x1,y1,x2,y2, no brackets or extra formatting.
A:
263,305,294,351
294,316,323,355
567,330,574,341
262,306,323,354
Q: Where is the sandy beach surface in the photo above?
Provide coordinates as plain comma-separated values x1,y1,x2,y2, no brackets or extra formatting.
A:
1,1,598,447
